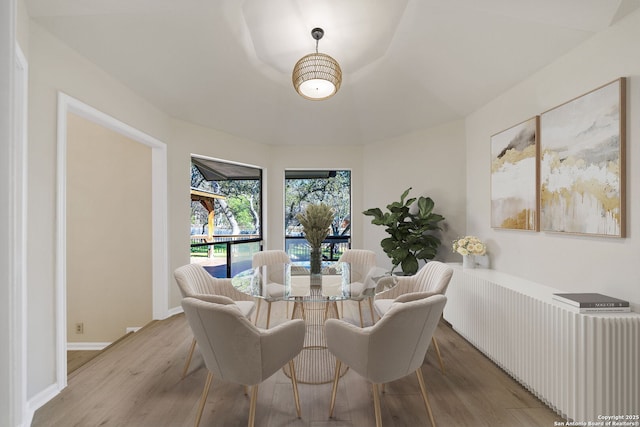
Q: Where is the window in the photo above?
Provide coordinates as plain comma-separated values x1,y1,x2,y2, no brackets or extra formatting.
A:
190,156,262,277
284,170,351,263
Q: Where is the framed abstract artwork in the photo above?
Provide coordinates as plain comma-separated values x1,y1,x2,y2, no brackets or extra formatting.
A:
539,78,626,237
491,117,539,230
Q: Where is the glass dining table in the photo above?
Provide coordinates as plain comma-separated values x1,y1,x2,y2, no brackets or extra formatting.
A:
232,262,391,384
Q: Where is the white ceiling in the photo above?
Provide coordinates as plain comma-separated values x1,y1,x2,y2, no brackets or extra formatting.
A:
25,0,640,146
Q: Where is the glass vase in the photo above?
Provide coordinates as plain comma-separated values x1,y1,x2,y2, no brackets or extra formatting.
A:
310,247,322,275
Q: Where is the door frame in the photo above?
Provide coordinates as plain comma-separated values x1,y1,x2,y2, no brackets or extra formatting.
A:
55,93,169,389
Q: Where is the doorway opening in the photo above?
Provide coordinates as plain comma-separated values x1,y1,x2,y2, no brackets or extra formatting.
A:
56,93,168,387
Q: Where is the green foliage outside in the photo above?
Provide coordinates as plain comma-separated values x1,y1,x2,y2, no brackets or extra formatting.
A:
189,164,352,262
190,163,261,235
285,170,351,236
226,196,255,229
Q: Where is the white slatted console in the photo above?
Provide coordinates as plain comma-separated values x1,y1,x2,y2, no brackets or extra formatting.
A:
443,264,640,422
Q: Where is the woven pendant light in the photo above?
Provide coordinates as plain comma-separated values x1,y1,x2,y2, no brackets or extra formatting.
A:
292,28,342,100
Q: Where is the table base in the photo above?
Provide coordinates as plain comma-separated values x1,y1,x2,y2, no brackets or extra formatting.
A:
283,299,348,384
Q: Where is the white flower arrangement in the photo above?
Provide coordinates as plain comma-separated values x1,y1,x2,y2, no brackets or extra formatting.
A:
452,236,487,256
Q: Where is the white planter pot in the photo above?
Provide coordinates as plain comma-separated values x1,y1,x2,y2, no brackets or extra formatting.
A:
462,254,489,269
462,255,475,269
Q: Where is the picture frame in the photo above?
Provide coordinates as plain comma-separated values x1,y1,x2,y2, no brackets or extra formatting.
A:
490,116,539,231
539,78,626,237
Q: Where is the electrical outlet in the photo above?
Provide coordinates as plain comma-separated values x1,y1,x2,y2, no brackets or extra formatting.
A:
75,322,84,334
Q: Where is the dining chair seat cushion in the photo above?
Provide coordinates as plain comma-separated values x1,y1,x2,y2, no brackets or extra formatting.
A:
235,300,257,317
192,293,236,305
394,291,439,304
350,281,365,298
267,283,285,298
373,298,394,318
374,291,439,318
191,294,256,318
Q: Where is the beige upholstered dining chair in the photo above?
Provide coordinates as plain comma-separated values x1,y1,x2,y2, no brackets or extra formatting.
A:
182,297,305,427
373,261,453,373
325,294,447,427
174,263,256,378
252,250,290,328
337,249,377,327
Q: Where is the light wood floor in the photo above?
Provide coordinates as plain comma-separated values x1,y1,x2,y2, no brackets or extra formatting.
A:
67,350,101,375
34,300,564,427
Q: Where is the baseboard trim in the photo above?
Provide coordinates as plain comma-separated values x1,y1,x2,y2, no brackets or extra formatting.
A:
26,383,60,426
67,342,111,351
167,306,183,317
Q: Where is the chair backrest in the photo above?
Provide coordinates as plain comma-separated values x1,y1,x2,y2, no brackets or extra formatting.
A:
364,295,447,384
175,263,255,302
338,249,377,283
182,297,304,385
252,250,291,284
174,263,216,297
181,297,264,385
252,250,291,267
412,261,453,295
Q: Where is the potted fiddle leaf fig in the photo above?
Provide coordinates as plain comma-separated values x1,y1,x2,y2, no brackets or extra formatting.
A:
296,203,334,275
363,188,444,275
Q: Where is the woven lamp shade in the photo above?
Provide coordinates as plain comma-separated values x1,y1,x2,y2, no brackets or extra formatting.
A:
292,52,342,101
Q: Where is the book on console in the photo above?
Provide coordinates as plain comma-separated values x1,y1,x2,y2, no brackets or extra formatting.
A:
552,293,630,311
552,300,630,313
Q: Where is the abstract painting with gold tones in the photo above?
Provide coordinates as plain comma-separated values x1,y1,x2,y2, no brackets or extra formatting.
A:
539,78,626,237
491,117,539,230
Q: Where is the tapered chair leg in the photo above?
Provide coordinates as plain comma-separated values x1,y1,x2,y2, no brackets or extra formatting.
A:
330,301,339,319
416,368,436,427
368,298,376,324
182,337,197,378
254,299,262,326
324,301,339,320
266,302,272,329
195,372,213,427
372,383,383,427
248,384,259,427
358,301,364,327
291,301,301,319
289,360,302,418
329,360,342,418
432,337,445,373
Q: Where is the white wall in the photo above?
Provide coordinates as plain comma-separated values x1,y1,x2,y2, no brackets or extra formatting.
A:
362,120,467,271
27,21,170,398
270,144,365,250
16,0,28,56
1,1,16,424
465,9,640,309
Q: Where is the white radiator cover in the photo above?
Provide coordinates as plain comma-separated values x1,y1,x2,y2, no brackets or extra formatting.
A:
443,264,640,422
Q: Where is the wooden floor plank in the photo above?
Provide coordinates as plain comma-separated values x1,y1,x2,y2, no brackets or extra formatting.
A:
34,301,564,427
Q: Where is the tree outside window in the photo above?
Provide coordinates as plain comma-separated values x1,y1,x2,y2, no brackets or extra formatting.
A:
285,170,351,261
